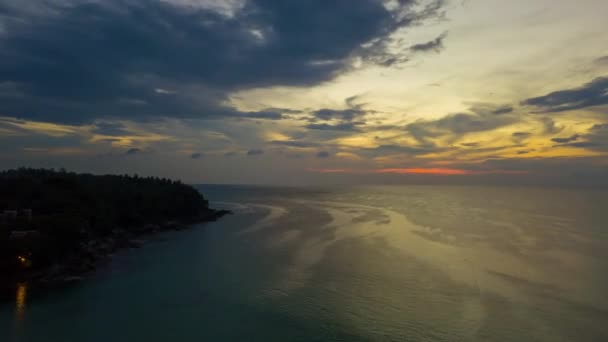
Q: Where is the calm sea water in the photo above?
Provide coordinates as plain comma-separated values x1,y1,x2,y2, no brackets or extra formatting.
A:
2,185,608,341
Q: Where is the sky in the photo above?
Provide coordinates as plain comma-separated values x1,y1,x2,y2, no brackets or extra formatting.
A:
0,0,607,185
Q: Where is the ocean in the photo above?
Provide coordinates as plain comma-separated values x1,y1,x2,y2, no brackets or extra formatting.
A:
2,185,608,341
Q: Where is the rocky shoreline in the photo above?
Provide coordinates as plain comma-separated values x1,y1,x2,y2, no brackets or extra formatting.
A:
2,209,231,292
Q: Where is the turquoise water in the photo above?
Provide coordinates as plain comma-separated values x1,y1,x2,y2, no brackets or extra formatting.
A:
2,185,608,341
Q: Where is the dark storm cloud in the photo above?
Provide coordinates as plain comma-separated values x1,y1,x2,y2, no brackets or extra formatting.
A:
409,32,447,53
316,151,330,158
0,0,445,124
190,152,202,159
522,77,608,113
246,149,264,156
405,103,518,143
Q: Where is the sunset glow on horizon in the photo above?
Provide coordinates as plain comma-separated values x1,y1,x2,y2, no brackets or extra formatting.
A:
308,167,530,176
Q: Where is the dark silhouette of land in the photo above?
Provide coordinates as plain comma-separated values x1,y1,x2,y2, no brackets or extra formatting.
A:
0,168,229,289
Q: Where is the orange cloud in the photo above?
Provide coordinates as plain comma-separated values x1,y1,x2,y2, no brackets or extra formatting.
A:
377,168,529,175
376,168,470,175
307,167,528,175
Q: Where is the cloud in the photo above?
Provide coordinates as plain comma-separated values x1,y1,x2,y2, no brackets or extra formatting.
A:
243,109,297,120
489,106,513,115
559,123,608,151
125,148,141,155
405,103,518,143
595,56,608,65
91,121,130,136
369,144,446,155
305,95,370,132
316,151,330,158
0,0,445,124
409,32,447,53
306,122,362,131
311,108,366,122
154,88,177,95
551,134,579,144
522,77,608,113
158,0,246,17
560,142,598,148
306,168,352,174
468,103,514,116
190,152,202,159
269,140,319,148
511,131,531,143
246,149,263,156
357,1,448,67
539,117,562,134
374,168,527,175
307,167,528,176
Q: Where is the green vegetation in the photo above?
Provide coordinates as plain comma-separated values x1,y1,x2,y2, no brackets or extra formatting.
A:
0,168,226,284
